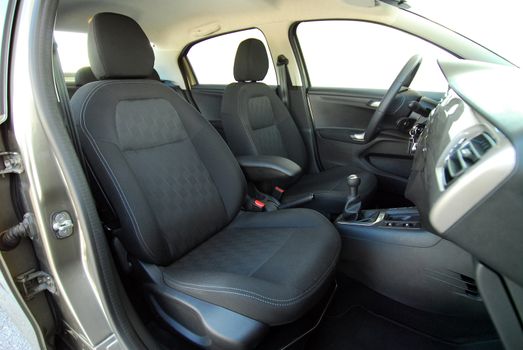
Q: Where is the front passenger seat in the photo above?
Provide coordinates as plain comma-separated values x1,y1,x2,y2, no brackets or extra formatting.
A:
221,39,378,213
71,12,341,349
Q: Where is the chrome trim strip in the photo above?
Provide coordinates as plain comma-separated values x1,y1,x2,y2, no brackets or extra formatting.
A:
368,100,381,108
337,211,386,226
350,132,366,142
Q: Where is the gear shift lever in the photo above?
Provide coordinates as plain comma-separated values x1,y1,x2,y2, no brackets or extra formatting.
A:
348,174,360,199
342,174,362,221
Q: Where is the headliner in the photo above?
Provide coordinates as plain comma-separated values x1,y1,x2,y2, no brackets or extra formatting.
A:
56,0,378,48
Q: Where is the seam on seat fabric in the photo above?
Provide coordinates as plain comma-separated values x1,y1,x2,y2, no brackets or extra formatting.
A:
79,81,166,261
250,123,279,132
178,111,230,222
231,224,316,231
121,135,188,152
236,84,261,154
163,248,338,307
92,20,108,78
246,229,296,277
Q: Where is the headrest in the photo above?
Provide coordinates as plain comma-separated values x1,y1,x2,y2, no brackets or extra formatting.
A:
74,66,160,87
88,12,154,79
75,66,97,86
233,39,268,82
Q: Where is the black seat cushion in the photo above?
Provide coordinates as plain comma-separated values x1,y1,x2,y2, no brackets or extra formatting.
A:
221,39,377,212
163,208,340,325
71,13,341,342
72,80,246,264
284,165,377,212
222,82,308,168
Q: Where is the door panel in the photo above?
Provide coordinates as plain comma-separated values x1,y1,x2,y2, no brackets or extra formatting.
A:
191,84,226,121
309,88,386,131
309,88,414,186
295,20,455,195
191,84,227,139
316,128,413,195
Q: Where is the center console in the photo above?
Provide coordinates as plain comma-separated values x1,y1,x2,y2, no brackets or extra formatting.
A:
333,174,489,320
338,207,421,229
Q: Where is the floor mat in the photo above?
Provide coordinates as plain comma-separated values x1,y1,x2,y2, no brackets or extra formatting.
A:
307,305,497,350
304,275,502,350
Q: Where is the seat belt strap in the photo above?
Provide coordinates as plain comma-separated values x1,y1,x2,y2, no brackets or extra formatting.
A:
52,42,83,163
277,54,290,108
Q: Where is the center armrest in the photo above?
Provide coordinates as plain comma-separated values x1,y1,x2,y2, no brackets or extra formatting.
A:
236,155,302,182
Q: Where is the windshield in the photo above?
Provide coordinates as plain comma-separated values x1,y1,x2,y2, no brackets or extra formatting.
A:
406,0,522,67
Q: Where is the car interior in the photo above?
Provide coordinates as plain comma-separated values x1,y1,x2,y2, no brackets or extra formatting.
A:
1,0,522,349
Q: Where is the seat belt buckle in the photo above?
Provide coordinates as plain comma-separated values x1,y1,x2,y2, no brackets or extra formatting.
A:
272,186,285,201
252,199,266,212
243,195,266,212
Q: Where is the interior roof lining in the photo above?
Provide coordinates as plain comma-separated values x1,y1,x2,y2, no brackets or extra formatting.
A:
55,0,379,48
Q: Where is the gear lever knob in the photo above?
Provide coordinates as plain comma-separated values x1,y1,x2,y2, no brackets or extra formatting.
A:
347,174,361,197
342,174,362,221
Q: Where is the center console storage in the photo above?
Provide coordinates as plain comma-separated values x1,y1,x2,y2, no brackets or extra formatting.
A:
339,207,420,228
335,206,491,320
336,207,439,248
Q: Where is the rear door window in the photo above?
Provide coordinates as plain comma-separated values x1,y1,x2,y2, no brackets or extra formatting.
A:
54,31,89,85
187,28,277,85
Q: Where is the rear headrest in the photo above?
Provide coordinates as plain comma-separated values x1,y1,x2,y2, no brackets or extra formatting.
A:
74,67,161,88
233,39,268,82
88,12,154,79
75,66,97,86
149,68,160,81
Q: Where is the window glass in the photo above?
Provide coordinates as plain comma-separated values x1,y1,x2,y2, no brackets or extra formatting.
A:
187,28,277,85
409,0,522,67
297,21,455,92
54,31,89,75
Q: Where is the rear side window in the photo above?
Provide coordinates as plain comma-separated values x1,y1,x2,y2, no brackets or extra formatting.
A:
187,28,277,85
54,31,89,75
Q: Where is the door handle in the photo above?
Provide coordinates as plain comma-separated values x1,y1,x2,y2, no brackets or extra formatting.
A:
350,132,366,142
368,100,381,108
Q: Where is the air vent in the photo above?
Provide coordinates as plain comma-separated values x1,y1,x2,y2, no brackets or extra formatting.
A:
425,269,481,301
443,133,495,188
460,274,480,299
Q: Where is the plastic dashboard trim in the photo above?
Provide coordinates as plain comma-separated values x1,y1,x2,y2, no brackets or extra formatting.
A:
428,90,516,233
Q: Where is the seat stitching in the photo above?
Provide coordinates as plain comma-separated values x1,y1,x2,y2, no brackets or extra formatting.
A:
163,248,338,306
165,253,336,306
187,126,230,221
247,229,296,277
237,84,260,154
231,225,315,231
79,81,161,261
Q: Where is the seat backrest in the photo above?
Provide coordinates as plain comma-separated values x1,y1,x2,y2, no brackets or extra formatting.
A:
221,39,308,169
71,12,246,265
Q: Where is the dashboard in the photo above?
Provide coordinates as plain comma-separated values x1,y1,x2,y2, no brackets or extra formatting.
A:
406,59,523,286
